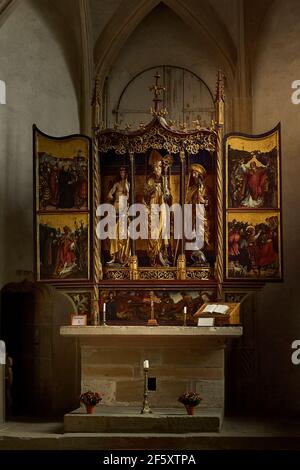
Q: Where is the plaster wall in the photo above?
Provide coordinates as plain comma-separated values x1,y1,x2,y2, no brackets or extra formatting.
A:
0,0,80,288
253,0,300,413
80,336,224,409
106,4,227,128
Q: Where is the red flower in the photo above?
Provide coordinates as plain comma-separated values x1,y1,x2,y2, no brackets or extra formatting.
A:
80,391,102,406
178,391,202,406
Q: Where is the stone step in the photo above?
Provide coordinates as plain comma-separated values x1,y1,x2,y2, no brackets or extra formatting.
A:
64,407,223,433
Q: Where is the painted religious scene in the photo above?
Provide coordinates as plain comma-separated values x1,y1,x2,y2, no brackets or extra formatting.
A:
226,212,281,280
226,126,280,209
99,289,215,326
37,213,90,281
35,129,90,211
34,127,92,282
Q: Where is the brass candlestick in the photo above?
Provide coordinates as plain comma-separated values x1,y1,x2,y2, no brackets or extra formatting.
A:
141,366,152,414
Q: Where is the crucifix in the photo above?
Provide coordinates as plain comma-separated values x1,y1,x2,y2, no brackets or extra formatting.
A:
143,290,161,326
149,72,166,113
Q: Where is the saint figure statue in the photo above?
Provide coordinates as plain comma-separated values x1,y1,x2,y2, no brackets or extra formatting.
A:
186,163,211,265
143,150,173,267
107,166,131,265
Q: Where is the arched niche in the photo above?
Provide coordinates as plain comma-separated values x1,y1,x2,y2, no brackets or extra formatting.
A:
108,65,214,129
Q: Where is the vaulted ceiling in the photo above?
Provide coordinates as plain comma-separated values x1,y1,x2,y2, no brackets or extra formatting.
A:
0,0,275,133
0,0,275,71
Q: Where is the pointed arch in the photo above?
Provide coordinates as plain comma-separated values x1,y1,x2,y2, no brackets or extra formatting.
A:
94,0,237,86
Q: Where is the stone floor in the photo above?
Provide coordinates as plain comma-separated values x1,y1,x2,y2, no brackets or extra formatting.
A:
1,412,300,450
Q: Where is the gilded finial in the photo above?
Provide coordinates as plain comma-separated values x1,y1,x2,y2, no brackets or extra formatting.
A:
215,69,225,126
192,119,201,130
159,107,168,117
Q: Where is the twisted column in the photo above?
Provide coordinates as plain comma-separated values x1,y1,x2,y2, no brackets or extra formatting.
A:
215,125,224,300
129,150,139,280
92,129,102,324
177,149,186,280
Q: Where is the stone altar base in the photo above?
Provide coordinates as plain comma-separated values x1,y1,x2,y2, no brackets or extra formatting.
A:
64,406,223,433
60,326,243,413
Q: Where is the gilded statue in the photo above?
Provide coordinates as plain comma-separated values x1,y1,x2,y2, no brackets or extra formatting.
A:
107,166,131,265
186,163,211,264
143,150,173,267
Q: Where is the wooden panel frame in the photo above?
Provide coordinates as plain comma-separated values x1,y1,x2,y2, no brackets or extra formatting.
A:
33,125,93,283
224,124,283,282
98,285,218,326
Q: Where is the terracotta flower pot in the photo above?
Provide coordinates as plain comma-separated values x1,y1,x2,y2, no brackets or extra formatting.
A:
185,404,196,415
85,405,96,414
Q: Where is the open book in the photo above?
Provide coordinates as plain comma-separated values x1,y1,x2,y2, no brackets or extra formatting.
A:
202,304,230,315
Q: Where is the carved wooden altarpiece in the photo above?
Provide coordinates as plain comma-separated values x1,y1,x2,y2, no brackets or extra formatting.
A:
33,71,282,326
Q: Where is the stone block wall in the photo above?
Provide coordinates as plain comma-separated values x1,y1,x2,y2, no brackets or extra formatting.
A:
80,336,224,409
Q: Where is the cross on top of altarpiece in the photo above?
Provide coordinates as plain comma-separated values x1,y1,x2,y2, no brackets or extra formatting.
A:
149,72,166,114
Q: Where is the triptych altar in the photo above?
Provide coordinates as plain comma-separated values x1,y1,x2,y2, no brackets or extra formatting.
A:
30,72,283,430
33,72,282,327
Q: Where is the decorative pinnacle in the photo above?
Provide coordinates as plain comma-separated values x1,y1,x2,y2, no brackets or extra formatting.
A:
92,74,102,129
92,74,101,107
215,69,225,103
215,69,225,126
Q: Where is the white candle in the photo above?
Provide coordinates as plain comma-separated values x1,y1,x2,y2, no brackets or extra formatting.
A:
183,306,187,326
103,303,106,324
143,360,149,369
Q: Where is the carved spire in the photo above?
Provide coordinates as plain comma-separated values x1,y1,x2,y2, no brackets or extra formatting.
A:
149,72,166,115
215,69,225,126
92,74,101,129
